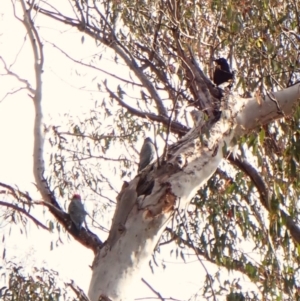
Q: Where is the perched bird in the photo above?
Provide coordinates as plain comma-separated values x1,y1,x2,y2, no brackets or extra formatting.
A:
138,137,156,172
68,194,87,231
213,58,234,86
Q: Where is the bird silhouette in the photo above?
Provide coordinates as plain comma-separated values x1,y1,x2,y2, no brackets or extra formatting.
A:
213,58,234,86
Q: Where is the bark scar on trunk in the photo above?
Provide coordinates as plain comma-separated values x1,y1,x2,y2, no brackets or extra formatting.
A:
143,186,176,219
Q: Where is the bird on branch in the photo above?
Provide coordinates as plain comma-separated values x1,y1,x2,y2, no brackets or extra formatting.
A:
213,58,234,86
138,137,156,172
68,194,87,232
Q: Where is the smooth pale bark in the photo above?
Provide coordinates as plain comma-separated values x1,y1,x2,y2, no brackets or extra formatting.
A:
88,85,300,301
89,92,237,301
20,0,51,202
236,84,300,135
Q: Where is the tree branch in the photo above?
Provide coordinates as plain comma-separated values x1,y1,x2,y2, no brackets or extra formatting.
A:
228,154,300,244
0,56,35,95
14,1,103,252
0,182,32,203
141,278,181,301
47,42,142,88
34,2,169,117
0,200,49,230
228,154,269,210
104,82,189,136
19,0,48,200
36,200,103,253
165,227,264,284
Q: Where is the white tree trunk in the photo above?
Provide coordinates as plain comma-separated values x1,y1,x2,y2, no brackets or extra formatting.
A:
88,84,300,301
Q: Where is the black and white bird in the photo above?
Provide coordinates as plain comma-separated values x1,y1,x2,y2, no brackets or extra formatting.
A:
138,137,156,172
213,58,234,86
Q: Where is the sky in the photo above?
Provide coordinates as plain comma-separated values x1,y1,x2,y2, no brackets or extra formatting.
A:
0,1,259,300
0,1,95,294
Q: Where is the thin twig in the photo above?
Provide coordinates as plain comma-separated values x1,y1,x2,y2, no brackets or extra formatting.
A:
0,200,49,230
177,208,217,301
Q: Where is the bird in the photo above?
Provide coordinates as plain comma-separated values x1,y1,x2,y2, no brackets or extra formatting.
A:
138,137,156,172
68,194,87,232
213,58,234,86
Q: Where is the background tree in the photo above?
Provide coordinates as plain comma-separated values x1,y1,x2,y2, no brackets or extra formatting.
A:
0,262,89,301
1,0,300,300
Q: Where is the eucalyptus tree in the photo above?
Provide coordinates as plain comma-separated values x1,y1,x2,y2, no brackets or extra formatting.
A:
1,0,300,300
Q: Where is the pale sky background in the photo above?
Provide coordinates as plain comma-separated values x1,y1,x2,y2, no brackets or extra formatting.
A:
0,1,259,300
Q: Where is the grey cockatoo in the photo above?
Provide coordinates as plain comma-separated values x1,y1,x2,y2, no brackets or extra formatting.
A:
138,137,156,172
68,194,87,231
